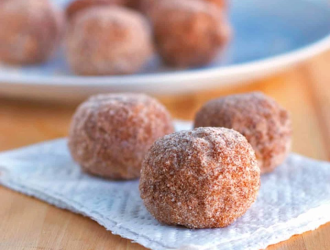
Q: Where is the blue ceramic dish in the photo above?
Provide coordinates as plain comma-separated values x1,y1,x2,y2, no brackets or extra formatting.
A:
0,0,329,100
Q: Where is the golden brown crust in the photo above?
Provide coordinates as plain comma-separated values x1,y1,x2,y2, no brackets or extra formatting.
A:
206,0,227,9
149,0,231,67
0,0,64,65
140,127,260,228
65,6,153,75
68,93,174,179
194,92,292,174
137,0,227,15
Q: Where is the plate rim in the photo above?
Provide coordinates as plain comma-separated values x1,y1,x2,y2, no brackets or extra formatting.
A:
1,30,330,87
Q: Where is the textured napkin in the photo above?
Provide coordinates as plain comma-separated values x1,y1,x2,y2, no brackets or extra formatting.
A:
1,121,330,250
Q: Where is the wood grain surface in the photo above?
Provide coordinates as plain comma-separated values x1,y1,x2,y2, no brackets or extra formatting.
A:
1,51,330,250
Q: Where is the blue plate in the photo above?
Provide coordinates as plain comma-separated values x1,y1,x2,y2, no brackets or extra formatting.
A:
0,0,330,100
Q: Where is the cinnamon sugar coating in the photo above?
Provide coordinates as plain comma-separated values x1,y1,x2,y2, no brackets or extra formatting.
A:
68,93,174,179
138,0,227,15
149,0,231,67
0,0,64,65
194,92,292,174
65,6,153,75
140,127,260,228
65,0,128,20
206,0,227,9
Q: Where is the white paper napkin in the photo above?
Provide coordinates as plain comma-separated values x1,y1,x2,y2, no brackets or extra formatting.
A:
1,121,330,250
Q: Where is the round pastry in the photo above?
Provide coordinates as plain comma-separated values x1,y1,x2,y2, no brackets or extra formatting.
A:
140,127,260,228
0,0,64,65
149,0,231,67
65,0,128,20
68,93,174,179
65,6,153,75
194,92,292,174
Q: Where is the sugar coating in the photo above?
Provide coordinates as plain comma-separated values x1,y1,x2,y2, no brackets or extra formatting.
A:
149,0,231,67
65,0,128,20
205,0,227,9
138,0,227,15
0,0,64,65
68,93,174,179
65,6,153,75
194,92,292,174
140,127,260,228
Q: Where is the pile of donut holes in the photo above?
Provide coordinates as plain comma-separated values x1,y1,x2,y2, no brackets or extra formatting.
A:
68,91,292,229
0,0,231,75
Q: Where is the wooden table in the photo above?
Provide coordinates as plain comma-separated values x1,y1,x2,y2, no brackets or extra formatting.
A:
1,51,330,250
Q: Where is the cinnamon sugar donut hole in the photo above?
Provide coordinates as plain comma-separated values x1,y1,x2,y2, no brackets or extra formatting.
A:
194,92,292,174
140,127,260,228
0,0,64,65
68,93,174,179
65,6,153,75
149,0,231,67
66,0,128,20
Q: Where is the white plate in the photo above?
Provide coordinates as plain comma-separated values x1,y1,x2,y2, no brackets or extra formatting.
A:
1,0,330,101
